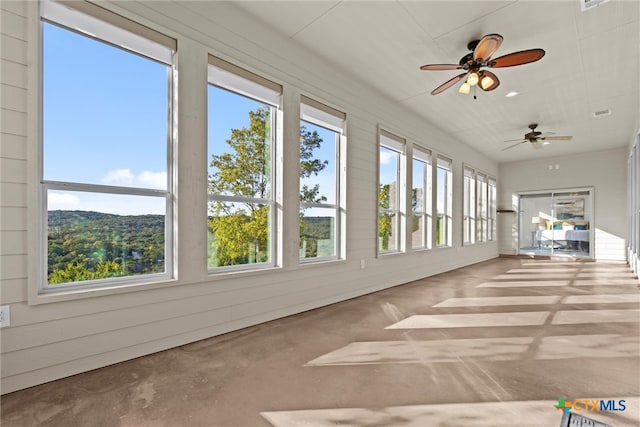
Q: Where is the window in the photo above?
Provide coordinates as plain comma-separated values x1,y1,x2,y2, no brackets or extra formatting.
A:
436,156,452,247
488,177,497,241
476,173,488,242
412,147,432,249
378,130,405,253
463,166,476,245
629,135,640,277
207,56,282,271
40,0,176,292
463,166,496,245
299,96,345,261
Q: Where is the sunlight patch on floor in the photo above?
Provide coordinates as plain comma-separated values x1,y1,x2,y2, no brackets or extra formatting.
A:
385,312,550,329
434,296,560,307
478,280,571,287
262,397,640,427
563,294,640,304
304,334,639,367
552,309,640,325
305,337,533,366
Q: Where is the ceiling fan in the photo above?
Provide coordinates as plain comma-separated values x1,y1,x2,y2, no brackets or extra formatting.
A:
502,123,573,151
420,34,545,96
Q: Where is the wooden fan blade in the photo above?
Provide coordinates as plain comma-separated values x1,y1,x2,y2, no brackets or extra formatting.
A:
478,70,500,91
431,72,468,95
489,49,545,68
504,138,527,143
502,141,525,151
420,64,462,71
473,34,503,62
542,135,573,141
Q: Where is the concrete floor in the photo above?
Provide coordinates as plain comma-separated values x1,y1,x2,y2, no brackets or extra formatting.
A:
2,257,639,427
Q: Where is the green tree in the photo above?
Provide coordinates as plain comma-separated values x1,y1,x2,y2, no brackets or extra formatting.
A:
208,107,327,266
299,126,328,203
299,125,329,257
378,184,393,250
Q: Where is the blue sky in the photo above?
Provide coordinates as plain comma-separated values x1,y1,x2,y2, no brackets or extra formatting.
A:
45,21,335,215
44,22,168,215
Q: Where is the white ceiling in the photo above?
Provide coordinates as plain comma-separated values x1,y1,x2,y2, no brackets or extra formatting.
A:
231,0,639,163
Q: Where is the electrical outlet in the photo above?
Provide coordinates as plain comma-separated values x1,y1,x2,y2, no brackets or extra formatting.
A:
0,305,10,328
360,259,365,269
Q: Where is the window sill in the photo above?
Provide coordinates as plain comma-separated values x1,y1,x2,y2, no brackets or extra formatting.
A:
299,258,346,269
30,276,179,305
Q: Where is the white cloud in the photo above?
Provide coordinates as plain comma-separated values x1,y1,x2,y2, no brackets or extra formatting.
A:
137,171,167,190
102,169,166,190
379,150,395,165
48,192,80,210
102,169,134,186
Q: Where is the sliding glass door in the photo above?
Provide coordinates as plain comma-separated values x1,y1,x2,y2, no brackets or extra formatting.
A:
518,189,593,259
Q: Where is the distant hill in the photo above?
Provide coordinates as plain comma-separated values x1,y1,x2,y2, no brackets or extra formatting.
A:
47,210,165,283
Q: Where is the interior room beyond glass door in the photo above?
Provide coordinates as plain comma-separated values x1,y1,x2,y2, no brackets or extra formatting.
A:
518,190,593,259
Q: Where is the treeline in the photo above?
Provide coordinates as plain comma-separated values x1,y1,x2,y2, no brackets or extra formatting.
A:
48,210,165,284
49,210,335,284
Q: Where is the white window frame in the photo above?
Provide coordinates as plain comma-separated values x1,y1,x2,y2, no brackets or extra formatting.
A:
207,55,282,273
378,130,406,254
488,177,497,241
628,134,640,277
436,155,453,247
38,0,176,294
412,146,432,250
463,166,476,245
476,172,488,243
299,96,346,263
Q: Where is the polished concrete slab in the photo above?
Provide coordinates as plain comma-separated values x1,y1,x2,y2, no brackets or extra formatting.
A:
1,257,639,427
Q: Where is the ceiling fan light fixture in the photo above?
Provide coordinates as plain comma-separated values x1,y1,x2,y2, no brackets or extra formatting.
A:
420,34,544,96
480,74,495,90
459,82,471,94
467,71,479,86
505,91,519,97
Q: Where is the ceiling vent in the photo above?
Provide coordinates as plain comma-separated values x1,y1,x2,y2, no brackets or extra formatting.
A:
581,0,610,12
593,108,611,118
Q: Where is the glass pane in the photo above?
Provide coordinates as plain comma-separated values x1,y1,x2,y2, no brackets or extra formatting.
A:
47,190,166,285
379,211,398,251
379,145,400,252
207,201,271,268
435,213,445,246
300,121,337,205
412,159,425,213
300,207,336,259
519,193,551,255
436,165,450,246
411,214,424,249
208,85,273,199
425,214,432,250
43,23,168,190
464,216,470,244
379,146,399,210
437,167,446,217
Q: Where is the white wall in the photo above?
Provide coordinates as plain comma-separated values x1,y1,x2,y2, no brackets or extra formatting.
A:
0,1,498,394
498,148,628,260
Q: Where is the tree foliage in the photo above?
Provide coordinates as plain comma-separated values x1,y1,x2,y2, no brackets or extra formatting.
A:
47,210,164,284
299,126,328,203
378,184,393,250
208,107,328,266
